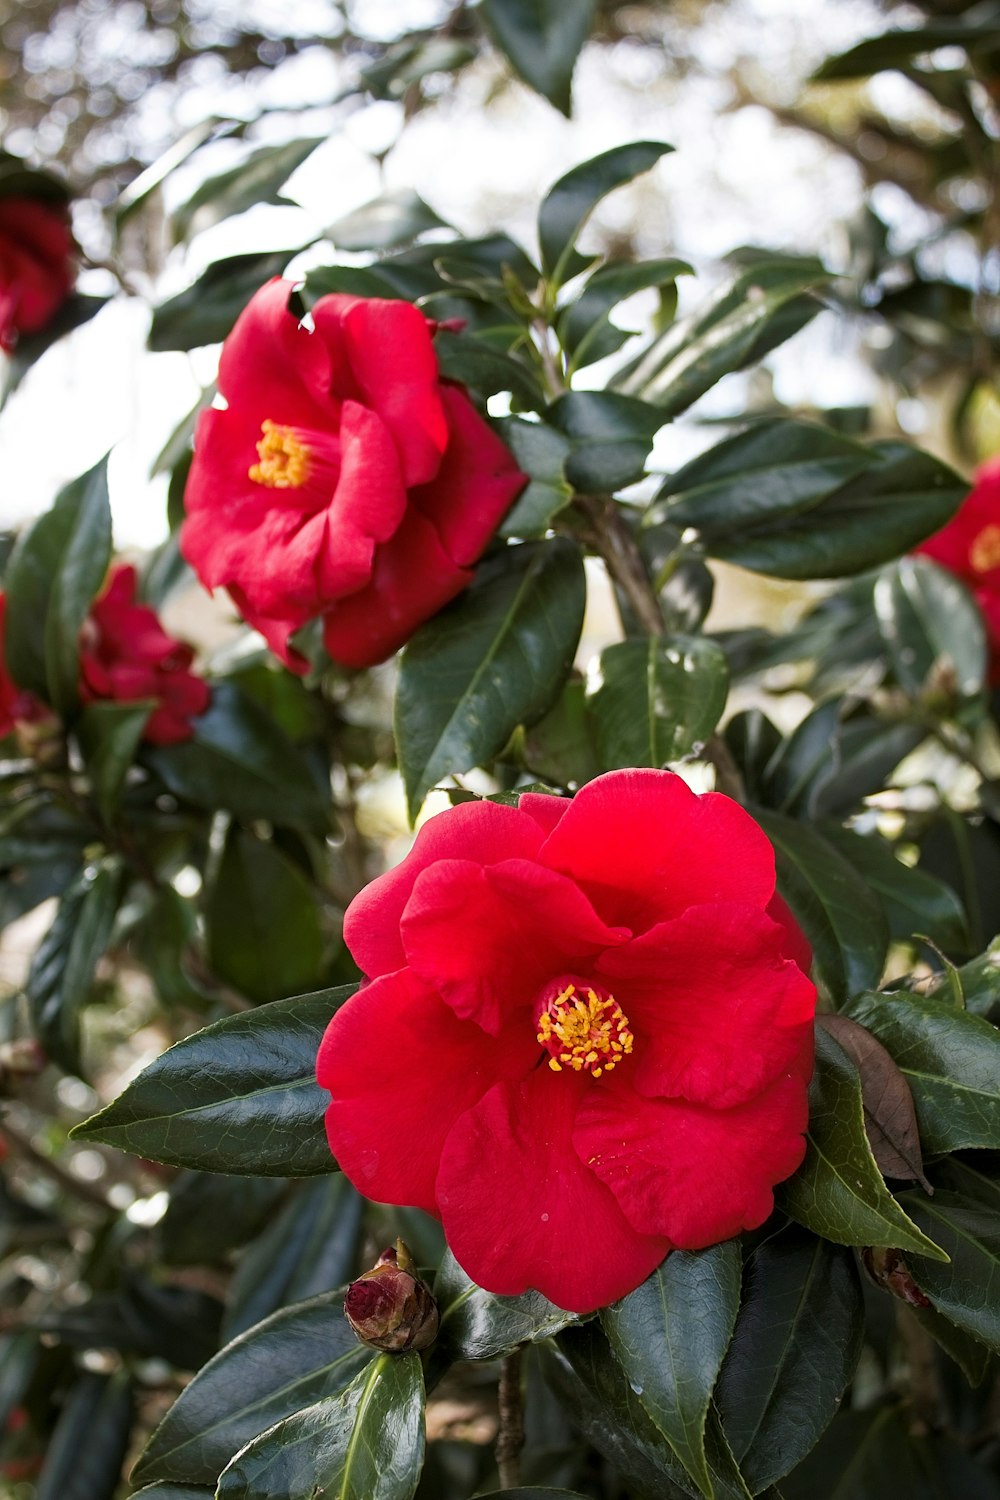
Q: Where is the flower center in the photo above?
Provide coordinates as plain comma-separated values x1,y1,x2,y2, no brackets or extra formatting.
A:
970,524,1000,574
536,981,634,1078
249,419,311,488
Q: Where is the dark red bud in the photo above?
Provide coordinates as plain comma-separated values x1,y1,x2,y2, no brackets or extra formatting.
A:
344,1238,439,1352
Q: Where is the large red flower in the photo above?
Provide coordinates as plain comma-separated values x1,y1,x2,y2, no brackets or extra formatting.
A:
181,279,526,671
79,565,211,745
915,456,1000,682
0,196,75,354
318,769,816,1313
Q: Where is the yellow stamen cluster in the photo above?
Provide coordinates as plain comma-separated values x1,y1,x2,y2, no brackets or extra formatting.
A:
536,983,634,1078
970,524,1000,574
248,419,310,488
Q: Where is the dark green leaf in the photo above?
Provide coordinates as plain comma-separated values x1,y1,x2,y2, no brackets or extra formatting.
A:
359,37,476,99
145,681,331,830
560,257,692,372
716,1229,864,1492
496,419,573,538
475,1492,593,1498
149,249,295,351
587,636,728,770
844,992,1000,1153
76,701,151,824
898,1189,1000,1355
778,1028,949,1261
754,809,888,1002
72,985,355,1174
434,1250,579,1363
781,1406,1000,1500
758,698,844,816
483,0,598,115
215,1350,424,1500
814,20,1000,81
132,1487,214,1499
602,1242,742,1500
875,555,987,700
328,188,449,251
34,1370,133,1500
823,826,969,954
132,1289,372,1487
205,829,325,1005
808,719,926,820
2,293,106,403
547,390,662,492
944,937,1000,1019
521,676,603,787
434,330,544,407
171,137,322,242
538,142,673,280
157,1173,286,1266
3,455,112,711
396,540,586,820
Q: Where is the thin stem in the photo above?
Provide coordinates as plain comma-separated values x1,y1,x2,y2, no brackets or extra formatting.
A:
495,1349,525,1489
572,494,665,637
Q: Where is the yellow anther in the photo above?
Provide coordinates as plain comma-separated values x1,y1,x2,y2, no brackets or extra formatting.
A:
970,524,1000,574
536,982,634,1079
248,419,311,488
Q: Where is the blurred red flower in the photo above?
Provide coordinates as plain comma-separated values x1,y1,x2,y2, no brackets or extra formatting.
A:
916,456,1000,681
79,564,210,745
0,196,75,353
181,279,526,671
318,769,816,1313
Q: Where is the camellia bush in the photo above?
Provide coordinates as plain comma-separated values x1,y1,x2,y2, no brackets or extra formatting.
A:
1,3,1000,1498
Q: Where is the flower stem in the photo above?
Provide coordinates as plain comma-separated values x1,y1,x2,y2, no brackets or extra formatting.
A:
495,1349,525,1489
572,494,665,636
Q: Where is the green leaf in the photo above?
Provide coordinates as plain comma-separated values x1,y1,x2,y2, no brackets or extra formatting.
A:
171,137,323,242
144,681,331,830
132,1289,372,1487
820,825,968,952
807,718,926,819
602,1242,742,1500
434,1250,579,1363
547,390,663,492
710,445,967,581
76,701,151,824
587,636,728,770
496,418,573,538
844,992,1000,1153
715,1230,864,1492
359,37,477,99
3,455,112,712
396,540,586,821
814,20,1000,81
132,1487,214,1499
327,188,449,251
205,829,325,1005
899,1189,1000,1355
560,257,693,372
148,249,295,351
537,142,673,282
27,858,125,1073
157,1172,286,1266
434,329,544,407
482,0,598,115
34,1370,133,1500
778,1028,949,1262
521,676,603,787
72,985,355,1174
780,1406,1000,1500
757,698,844,816
215,1351,424,1500
875,555,987,700
754,809,888,1003
616,260,826,417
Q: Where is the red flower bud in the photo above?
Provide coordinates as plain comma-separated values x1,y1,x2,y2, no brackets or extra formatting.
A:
344,1239,439,1352
861,1246,932,1309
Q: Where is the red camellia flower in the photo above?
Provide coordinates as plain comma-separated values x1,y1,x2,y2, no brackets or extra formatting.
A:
0,196,75,353
915,456,1000,681
318,769,816,1313
181,279,526,671
79,565,211,745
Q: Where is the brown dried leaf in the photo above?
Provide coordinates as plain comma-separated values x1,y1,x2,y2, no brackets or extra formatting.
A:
817,1013,932,1192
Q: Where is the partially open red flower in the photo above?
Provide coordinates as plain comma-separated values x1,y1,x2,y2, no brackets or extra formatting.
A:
0,196,75,353
915,456,1000,682
79,565,210,745
318,769,816,1313
181,279,526,672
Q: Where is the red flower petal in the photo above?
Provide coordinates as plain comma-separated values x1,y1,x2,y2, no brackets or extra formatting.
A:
517,790,570,837
401,857,629,1032
344,799,547,979
217,279,335,426
314,400,407,597
318,969,535,1213
437,1069,670,1312
574,1072,809,1247
537,768,777,931
596,902,816,1109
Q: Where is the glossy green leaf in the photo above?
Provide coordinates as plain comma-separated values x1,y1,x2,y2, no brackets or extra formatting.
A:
538,141,673,281
396,540,586,820
547,390,663,492
758,698,844,816
72,985,355,1174
560,257,692,371
715,1230,864,1491
145,681,331,830
34,1369,133,1500
875,555,987,700
132,1487,214,1499
945,937,1000,1018
483,0,598,115
3,455,112,711
778,1028,949,1261
215,1350,424,1500
148,249,295,351
616,260,826,417
602,1241,742,1500
132,1289,371,1487
475,1492,593,1499
807,718,926,819
899,1188,1000,1355
844,992,1000,1153
434,329,544,406
814,20,1000,80
754,809,888,1002
327,188,449,251
434,1250,579,1362
205,829,325,1005
496,418,573,538
781,1406,1000,1500
587,635,728,770
820,825,967,951
157,1173,285,1267
76,701,151,824
521,676,603,787
171,136,322,242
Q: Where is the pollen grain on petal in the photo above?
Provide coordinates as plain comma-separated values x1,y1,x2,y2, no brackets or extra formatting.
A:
249,418,311,488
